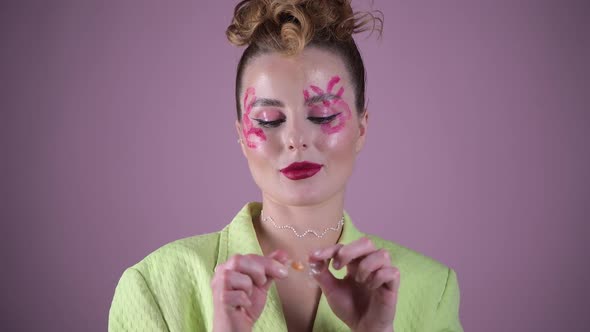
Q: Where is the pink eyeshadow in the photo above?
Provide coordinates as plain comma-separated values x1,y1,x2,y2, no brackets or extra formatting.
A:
251,109,282,121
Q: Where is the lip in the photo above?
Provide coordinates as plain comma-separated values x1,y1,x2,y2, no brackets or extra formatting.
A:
280,161,323,180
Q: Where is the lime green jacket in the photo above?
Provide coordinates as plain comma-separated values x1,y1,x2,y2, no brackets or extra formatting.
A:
109,202,463,331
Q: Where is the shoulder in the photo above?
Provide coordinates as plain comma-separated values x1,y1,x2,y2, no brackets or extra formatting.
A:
112,231,222,302
367,233,451,274
365,235,463,330
365,233,459,312
131,231,221,279
110,232,222,330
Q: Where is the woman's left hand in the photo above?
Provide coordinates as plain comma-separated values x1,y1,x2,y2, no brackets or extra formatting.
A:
309,237,400,332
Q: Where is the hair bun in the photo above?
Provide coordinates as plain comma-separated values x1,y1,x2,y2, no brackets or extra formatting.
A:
226,0,382,55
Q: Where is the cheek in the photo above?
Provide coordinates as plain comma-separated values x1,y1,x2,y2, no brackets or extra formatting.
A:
246,137,281,167
317,98,357,151
319,124,358,155
318,129,358,182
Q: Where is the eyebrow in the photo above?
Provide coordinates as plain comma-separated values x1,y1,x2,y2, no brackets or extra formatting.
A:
304,93,340,106
249,93,341,109
249,98,284,108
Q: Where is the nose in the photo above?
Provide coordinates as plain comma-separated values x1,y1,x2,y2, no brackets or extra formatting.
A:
288,136,308,151
285,122,308,151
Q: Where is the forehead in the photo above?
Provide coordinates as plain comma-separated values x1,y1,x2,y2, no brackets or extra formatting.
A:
242,47,351,97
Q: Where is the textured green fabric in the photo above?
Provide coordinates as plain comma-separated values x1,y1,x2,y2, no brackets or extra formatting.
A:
109,202,463,331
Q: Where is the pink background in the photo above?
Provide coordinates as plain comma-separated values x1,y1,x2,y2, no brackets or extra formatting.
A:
3,1,589,331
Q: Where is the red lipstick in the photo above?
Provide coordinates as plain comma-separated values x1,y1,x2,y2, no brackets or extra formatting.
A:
280,161,323,180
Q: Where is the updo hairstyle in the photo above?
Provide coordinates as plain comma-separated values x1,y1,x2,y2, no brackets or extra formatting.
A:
226,0,383,119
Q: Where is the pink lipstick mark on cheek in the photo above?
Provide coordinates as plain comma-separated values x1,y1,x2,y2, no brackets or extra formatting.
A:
242,87,266,148
320,100,351,134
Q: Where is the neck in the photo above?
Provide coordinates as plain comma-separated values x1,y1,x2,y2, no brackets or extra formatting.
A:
253,193,345,258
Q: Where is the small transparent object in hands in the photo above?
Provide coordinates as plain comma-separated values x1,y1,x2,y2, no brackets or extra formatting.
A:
286,257,328,288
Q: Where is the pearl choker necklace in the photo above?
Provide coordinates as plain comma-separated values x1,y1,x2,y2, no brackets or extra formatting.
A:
260,210,344,238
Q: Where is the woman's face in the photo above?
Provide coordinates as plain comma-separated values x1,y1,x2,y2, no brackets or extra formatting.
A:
236,47,368,206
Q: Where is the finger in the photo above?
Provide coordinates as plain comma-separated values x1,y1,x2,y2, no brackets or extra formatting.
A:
221,290,252,309
260,253,290,280
367,266,400,291
307,255,329,275
232,254,289,286
355,249,390,283
268,249,290,265
310,261,341,297
222,270,254,296
344,256,362,281
311,243,343,261
332,237,376,270
226,255,267,287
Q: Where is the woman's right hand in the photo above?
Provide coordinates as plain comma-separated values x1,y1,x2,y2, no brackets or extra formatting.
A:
211,250,290,332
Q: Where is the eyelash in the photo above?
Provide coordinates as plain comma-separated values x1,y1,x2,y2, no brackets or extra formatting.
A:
254,119,285,128
308,113,340,124
253,113,340,128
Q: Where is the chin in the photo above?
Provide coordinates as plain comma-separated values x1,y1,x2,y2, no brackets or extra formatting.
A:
252,173,346,206
270,187,336,207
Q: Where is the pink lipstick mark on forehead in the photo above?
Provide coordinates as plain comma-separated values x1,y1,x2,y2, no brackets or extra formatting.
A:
310,85,324,95
326,76,340,94
242,87,266,148
303,75,352,135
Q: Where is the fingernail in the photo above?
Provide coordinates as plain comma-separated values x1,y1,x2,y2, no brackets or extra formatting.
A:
309,261,324,275
278,267,288,277
333,261,340,269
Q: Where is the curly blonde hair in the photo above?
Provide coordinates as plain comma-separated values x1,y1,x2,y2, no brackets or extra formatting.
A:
226,0,383,118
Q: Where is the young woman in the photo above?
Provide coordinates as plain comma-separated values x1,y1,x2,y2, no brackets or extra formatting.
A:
109,1,463,331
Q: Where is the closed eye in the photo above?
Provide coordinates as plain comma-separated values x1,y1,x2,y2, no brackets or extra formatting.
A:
308,113,340,124
253,118,285,128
